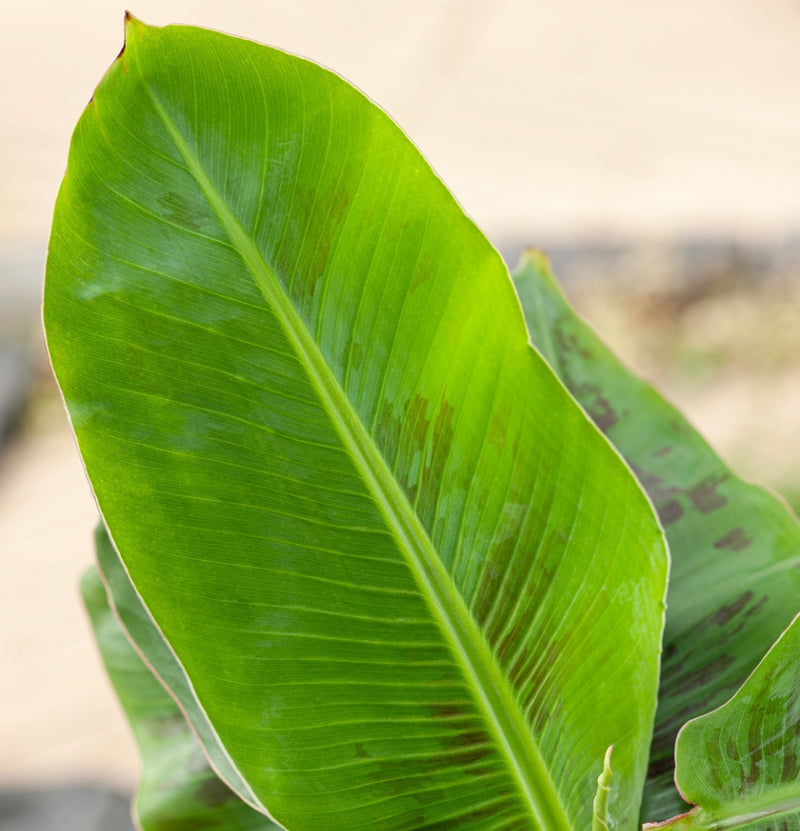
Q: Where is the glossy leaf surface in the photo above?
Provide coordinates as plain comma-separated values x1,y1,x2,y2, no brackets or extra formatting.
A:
81,565,278,830
513,252,800,822
651,614,800,830
45,19,667,830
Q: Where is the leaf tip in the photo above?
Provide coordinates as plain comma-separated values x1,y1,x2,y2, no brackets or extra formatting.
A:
120,11,153,56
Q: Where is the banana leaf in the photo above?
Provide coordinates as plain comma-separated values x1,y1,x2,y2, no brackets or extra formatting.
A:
648,613,800,830
45,18,668,830
512,251,800,821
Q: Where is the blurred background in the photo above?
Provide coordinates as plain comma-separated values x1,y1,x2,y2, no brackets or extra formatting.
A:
1,1,799,827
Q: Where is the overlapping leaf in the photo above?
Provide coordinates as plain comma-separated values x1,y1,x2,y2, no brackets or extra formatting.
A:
93,523,260,809
512,251,800,821
649,614,800,830
45,19,667,830
81,565,278,830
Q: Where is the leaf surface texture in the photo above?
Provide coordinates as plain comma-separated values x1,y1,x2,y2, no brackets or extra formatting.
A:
46,20,667,830
513,252,800,822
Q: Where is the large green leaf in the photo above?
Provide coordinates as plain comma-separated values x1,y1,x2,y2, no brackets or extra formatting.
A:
512,251,800,822
81,565,278,830
649,613,800,830
45,18,668,830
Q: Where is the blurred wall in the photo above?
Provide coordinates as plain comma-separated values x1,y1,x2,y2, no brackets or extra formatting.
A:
3,0,800,261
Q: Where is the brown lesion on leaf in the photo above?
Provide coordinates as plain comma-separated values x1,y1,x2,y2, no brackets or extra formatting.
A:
487,405,510,452
471,562,501,627
407,393,431,446
783,748,800,782
659,652,736,703
713,527,753,551
399,393,431,504
157,192,209,231
496,618,526,663
712,591,754,626
432,396,455,459
573,382,619,431
687,474,729,513
354,741,372,759
350,340,364,371
629,464,681,502
629,464,684,524
408,254,436,295
652,445,674,458
430,701,472,721
554,320,592,360
440,729,496,768
375,399,402,463
420,395,455,524
657,499,683,526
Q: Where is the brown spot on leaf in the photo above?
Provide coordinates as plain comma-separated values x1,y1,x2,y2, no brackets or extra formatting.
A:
354,741,371,759
487,405,510,452
554,321,592,359
497,618,526,663
472,563,501,627
431,701,471,721
573,382,618,431
409,255,436,294
713,591,753,626
714,527,753,551
662,653,736,700
653,445,674,458
658,499,683,526
407,393,431,445
726,737,740,761
688,475,729,513
376,400,402,461
157,192,209,230
783,748,800,782
351,341,364,370
441,729,495,767
631,464,685,527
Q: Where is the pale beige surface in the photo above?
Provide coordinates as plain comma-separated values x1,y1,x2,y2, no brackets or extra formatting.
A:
3,0,800,254
2,0,800,794
0,365,139,788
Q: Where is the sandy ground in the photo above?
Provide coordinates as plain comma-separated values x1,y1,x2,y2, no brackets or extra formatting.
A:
2,0,800,799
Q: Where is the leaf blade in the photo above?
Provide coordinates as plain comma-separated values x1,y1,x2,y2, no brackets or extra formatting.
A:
512,251,800,822
649,614,800,830
47,20,668,830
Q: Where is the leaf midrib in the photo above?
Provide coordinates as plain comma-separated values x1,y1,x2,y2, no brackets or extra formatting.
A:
141,79,571,831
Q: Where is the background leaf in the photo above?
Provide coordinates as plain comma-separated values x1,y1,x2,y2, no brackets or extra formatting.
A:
46,19,667,830
94,523,261,811
512,251,800,822
81,565,280,830
649,613,800,830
